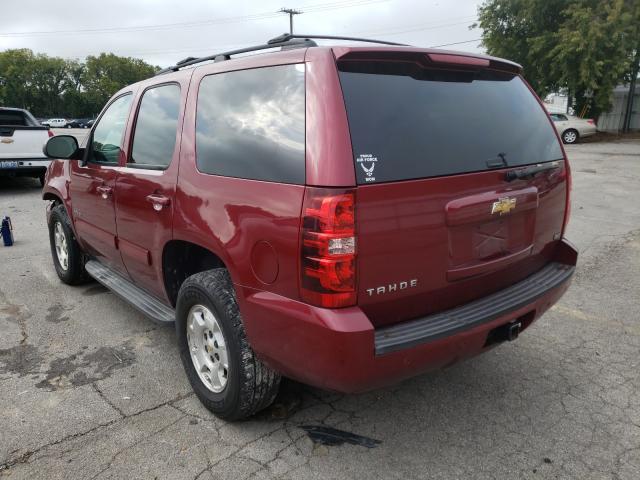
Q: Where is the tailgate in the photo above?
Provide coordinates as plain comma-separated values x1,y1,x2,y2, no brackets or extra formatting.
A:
0,126,50,159
336,52,568,327
356,167,567,327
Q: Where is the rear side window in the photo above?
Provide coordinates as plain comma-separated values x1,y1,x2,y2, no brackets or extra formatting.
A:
130,84,181,169
338,63,563,184
550,114,568,122
0,110,26,126
196,64,305,184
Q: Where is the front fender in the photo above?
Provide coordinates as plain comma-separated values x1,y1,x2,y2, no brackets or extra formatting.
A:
42,160,75,234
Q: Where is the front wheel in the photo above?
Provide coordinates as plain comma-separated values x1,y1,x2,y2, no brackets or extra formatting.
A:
562,129,579,144
48,203,89,285
176,269,280,420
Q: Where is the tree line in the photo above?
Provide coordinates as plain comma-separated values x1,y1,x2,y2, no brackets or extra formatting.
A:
476,0,640,119
0,49,157,119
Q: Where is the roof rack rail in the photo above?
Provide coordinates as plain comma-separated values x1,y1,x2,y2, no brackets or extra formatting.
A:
267,33,409,47
156,37,317,76
156,33,409,76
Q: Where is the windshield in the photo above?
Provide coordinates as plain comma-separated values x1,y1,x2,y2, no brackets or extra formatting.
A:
338,62,563,184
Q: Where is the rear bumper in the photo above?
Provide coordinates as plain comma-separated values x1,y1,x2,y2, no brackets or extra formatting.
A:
237,239,578,393
580,126,597,137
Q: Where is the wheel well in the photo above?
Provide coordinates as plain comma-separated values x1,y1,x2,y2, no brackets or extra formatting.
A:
43,192,61,204
163,240,226,307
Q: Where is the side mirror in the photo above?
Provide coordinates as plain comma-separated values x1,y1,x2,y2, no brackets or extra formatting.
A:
44,135,82,160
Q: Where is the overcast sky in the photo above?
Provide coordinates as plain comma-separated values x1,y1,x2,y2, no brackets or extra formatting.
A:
0,0,484,68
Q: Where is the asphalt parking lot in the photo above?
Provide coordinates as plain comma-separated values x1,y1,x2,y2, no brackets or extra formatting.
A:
1,140,639,479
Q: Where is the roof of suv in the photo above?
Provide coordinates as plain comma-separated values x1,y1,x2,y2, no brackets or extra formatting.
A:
153,34,522,77
114,36,524,107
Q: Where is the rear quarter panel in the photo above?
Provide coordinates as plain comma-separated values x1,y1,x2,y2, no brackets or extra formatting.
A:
173,50,308,298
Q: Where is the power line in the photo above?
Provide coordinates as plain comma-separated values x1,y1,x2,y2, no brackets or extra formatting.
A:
355,18,477,37
0,0,388,37
428,38,483,48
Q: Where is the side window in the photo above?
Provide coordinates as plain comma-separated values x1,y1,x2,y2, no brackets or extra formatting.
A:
196,64,305,184
129,84,181,169
88,94,133,164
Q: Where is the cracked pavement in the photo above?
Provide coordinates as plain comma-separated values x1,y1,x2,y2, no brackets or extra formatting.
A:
1,140,639,479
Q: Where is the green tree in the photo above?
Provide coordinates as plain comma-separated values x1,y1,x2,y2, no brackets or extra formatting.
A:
476,0,640,118
0,49,157,118
82,53,157,115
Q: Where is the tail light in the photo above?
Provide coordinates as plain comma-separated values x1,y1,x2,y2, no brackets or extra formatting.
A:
47,129,54,137
586,119,595,125
300,187,357,308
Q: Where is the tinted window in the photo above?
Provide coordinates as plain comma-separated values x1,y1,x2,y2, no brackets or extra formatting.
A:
89,94,132,164
0,110,30,126
338,63,563,184
129,84,181,169
196,64,305,184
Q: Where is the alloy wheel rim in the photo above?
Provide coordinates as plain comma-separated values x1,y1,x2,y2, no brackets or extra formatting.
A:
54,222,69,271
565,131,576,143
187,304,229,393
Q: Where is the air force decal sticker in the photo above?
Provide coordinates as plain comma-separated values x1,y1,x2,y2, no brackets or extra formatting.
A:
356,154,378,182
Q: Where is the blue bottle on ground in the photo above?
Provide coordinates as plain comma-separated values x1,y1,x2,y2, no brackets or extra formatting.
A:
1,216,14,246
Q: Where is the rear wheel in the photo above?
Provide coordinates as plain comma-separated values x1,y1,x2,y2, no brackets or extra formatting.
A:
562,129,579,144
176,269,280,420
48,203,89,285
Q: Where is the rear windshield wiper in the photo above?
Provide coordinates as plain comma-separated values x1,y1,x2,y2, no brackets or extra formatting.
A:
505,161,561,182
486,152,508,169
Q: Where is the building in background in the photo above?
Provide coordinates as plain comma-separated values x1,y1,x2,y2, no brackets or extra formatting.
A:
598,84,640,133
543,93,569,114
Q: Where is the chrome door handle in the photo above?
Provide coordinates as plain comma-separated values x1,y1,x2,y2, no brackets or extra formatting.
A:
96,185,112,199
146,194,171,211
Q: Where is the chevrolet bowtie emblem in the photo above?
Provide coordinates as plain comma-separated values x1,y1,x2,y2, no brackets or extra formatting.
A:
1,138,14,144
491,197,517,215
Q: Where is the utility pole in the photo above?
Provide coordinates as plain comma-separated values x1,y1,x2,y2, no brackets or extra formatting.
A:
279,8,302,34
622,46,640,133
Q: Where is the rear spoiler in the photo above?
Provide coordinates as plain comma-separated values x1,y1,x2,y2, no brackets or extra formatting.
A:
332,47,522,75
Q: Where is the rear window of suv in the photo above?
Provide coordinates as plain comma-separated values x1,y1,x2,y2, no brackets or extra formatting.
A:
338,62,563,184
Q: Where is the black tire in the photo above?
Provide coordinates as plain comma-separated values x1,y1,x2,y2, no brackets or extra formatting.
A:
48,203,89,285
176,269,280,420
562,129,579,144
38,174,45,187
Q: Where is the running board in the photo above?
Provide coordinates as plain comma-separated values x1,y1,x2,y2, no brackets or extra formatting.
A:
85,260,175,323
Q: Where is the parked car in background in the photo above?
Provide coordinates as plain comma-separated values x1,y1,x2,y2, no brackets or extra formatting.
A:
550,113,596,144
41,34,577,420
65,118,93,128
41,118,68,128
0,107,53,186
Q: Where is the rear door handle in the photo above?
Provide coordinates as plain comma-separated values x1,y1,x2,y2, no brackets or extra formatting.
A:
146,193,171,211
96,185,112,199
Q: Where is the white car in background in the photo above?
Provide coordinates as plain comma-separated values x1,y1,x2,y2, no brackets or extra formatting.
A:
1,107,53,186
41,118,68,128
549,113,597,144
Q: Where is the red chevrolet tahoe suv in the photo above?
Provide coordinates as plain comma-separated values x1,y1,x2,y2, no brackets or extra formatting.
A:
42,34,577,420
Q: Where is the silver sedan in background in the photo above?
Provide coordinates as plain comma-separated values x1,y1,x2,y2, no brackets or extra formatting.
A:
550,113,597,144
